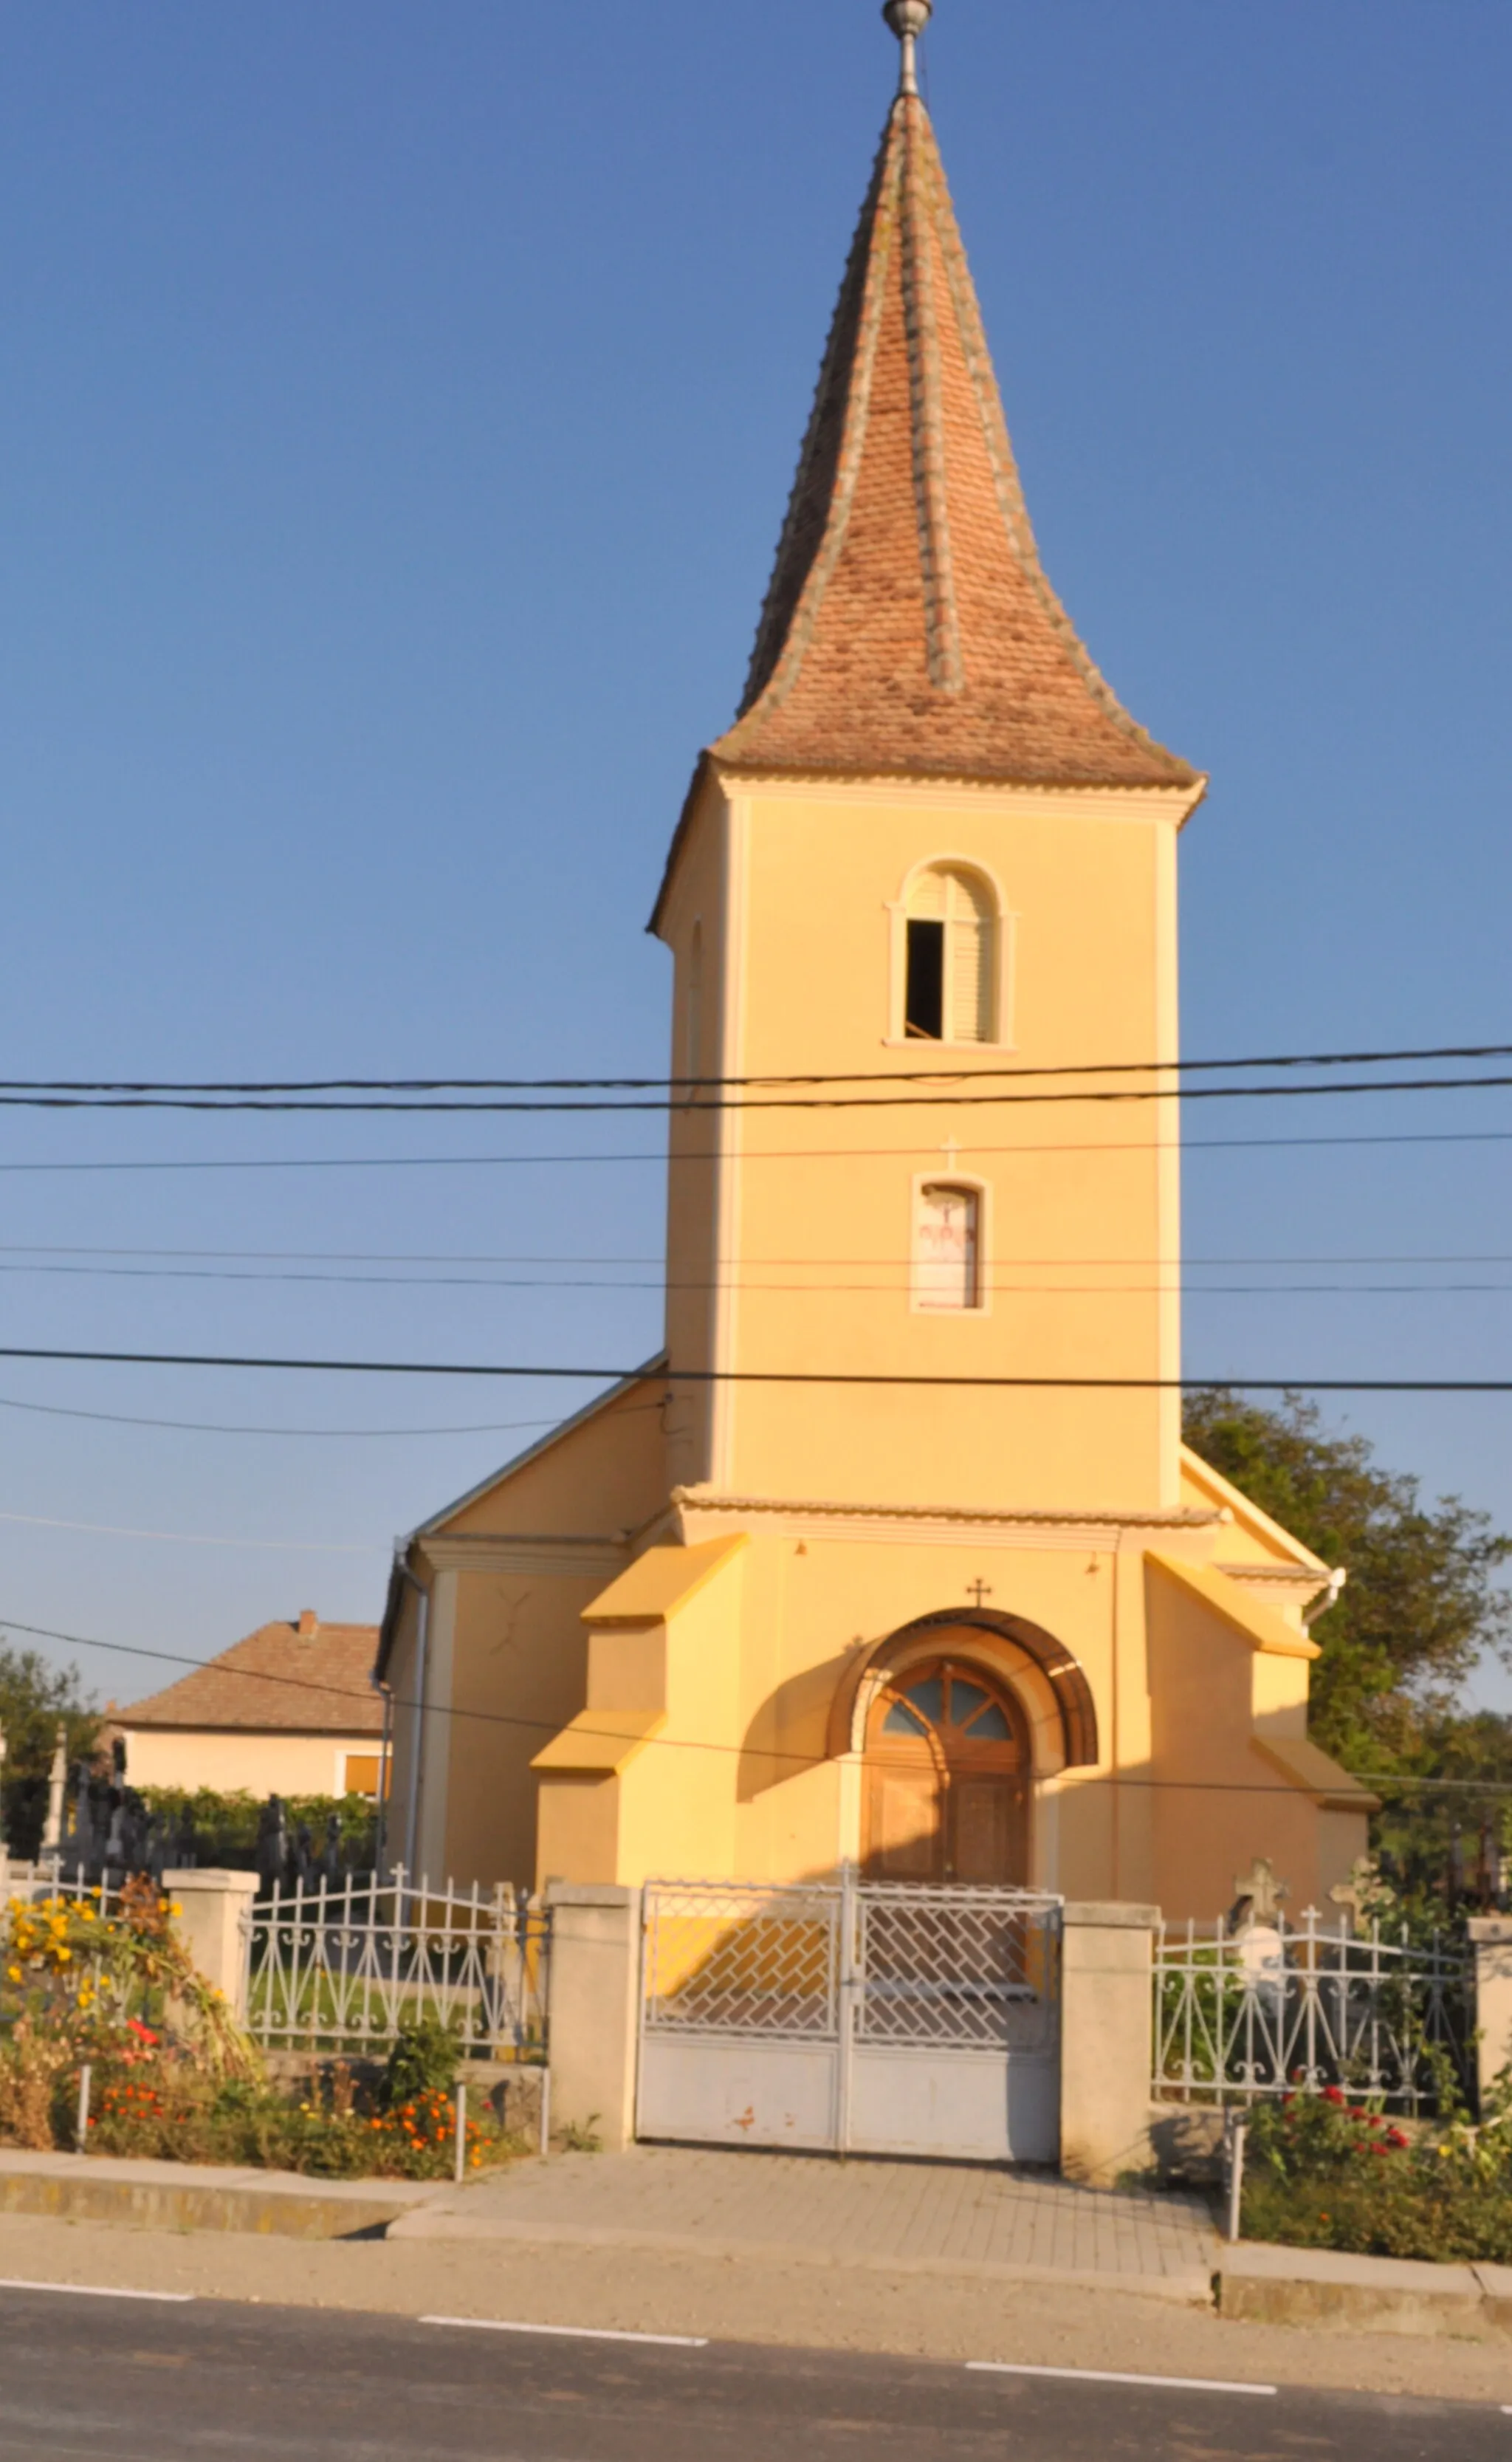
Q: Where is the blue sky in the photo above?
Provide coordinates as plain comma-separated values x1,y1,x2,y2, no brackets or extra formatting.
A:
1,0,1510,1714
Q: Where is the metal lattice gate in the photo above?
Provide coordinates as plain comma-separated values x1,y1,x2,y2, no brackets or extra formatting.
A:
637,1875,1062,2164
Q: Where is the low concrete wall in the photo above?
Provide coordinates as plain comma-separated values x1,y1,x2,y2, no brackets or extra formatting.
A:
1147,2102,1223,2184
258,2051,545,2140
1219,2241,1506,2336
0,2149,435,2240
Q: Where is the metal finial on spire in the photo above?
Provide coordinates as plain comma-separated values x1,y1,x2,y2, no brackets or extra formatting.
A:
882,0,932,98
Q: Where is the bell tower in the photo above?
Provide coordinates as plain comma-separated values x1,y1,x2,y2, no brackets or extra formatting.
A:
651,1,1206,1515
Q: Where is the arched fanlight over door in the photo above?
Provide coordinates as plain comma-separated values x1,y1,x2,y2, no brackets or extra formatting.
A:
864,1658,1030,1885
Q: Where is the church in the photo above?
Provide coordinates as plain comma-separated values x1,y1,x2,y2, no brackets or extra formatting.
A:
375,1,1373,1924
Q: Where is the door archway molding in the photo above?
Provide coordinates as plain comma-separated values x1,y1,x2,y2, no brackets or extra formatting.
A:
829,1607,1099,1777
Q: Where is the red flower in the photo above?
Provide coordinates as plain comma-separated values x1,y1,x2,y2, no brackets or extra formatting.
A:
126,2019,159,2046
1323,2085,1347,2107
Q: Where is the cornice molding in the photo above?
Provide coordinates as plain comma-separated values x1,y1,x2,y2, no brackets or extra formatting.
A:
669,1486,1222,1552
419,1533,629,1582
709,768,1202,826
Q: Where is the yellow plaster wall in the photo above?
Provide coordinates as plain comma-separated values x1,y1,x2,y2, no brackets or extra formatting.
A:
444,1376,667,1540
597,1542,748,1885
438,1565,599,1890
659,769,732,1493
655,779,1187,1515
120,1729,376,1797
537,1772,624,1886
1142,1557,1365,1918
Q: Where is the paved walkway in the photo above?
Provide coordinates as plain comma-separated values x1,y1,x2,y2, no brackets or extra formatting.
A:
392,2145,1219,2295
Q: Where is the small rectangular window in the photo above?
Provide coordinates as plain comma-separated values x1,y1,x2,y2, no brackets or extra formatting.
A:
343,1753,387,1800
905,918,944,1038
915,1182,980,1310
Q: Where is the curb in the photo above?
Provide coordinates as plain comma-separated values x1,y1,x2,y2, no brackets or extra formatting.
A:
0,2150,441,2241
1217,2242,1512,2337
385,2204,1216,2307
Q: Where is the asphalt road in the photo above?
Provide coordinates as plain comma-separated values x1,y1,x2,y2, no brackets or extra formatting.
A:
0,2285,1506,2460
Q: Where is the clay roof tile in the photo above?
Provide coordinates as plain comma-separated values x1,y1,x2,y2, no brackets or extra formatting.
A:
117,1618,382,1736
712,94,1195,791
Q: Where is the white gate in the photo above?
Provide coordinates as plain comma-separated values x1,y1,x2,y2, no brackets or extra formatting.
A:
637,1874,1062,2164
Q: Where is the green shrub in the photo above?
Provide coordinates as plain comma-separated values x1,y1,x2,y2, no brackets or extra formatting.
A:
379,2017,463,2109
80,2059,521,2179
136,1786,377,1868
1242,2074,1512,2263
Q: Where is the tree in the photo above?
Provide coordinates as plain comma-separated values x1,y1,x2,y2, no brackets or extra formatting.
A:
1182,1391,1512,1778
0,1639,100,1855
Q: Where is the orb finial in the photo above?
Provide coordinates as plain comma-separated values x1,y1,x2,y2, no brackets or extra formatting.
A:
882,0,932,97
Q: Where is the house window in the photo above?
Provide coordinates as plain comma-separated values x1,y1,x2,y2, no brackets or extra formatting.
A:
343,1753,388,1800
915,1183,980,1311
904,865,994,1043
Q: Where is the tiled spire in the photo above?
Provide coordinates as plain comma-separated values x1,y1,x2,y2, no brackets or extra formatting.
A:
713,62,1196,791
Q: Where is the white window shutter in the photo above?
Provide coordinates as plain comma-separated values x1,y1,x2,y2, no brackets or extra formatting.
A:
946,872,992,1042
907,865,995,1041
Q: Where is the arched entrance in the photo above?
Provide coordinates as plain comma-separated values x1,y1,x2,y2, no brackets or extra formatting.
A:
863,1656,1030,1885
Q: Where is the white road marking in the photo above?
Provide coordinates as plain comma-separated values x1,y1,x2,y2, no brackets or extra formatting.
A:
0,2278,194,2304
967,2362,1276,2397
422,2315,709,2348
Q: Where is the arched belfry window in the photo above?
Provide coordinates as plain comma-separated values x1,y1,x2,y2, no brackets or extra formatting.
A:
904,865,995,1043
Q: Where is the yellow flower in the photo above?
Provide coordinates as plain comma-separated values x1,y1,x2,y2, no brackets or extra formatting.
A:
6,1966,19,1983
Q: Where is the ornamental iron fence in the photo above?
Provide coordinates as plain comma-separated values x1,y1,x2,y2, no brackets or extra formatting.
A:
1153,1905,1474,2114
244,1868,549,2061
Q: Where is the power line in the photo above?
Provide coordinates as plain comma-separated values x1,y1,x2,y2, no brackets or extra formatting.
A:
4,1127,1512,1175
6,1258,1512,1299
1,1345,1511,1393
0,1509,379,1554
5,1616,1505,1797
1,1069,1511,1114
5,1038,1511,1094
7,1241,1512,1268
3,1261,1512,1300
0,1396,669,1441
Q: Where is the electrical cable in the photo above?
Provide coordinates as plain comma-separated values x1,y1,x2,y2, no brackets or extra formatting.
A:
6,1037,1512,1094
0,1346,1511,1392
7,1241,1512,1268
0,1510,378,1553
1,1069,1511,1113
0,1396,670,1441
6,1615,1506,1800
4,1127,1512,1174
3,1259,1512,1297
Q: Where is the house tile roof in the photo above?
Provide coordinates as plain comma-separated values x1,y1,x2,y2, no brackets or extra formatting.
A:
118,1614,382,1735
712,92,1196,792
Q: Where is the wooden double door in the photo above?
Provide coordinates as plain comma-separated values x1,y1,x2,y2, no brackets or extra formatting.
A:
863,1656,1030,1886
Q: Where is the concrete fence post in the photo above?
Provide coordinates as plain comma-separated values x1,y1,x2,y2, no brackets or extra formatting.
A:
1059,1900,1159,2186
1468,1916,1512,2109
543,1881,642,2154
162,1869,260,2023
